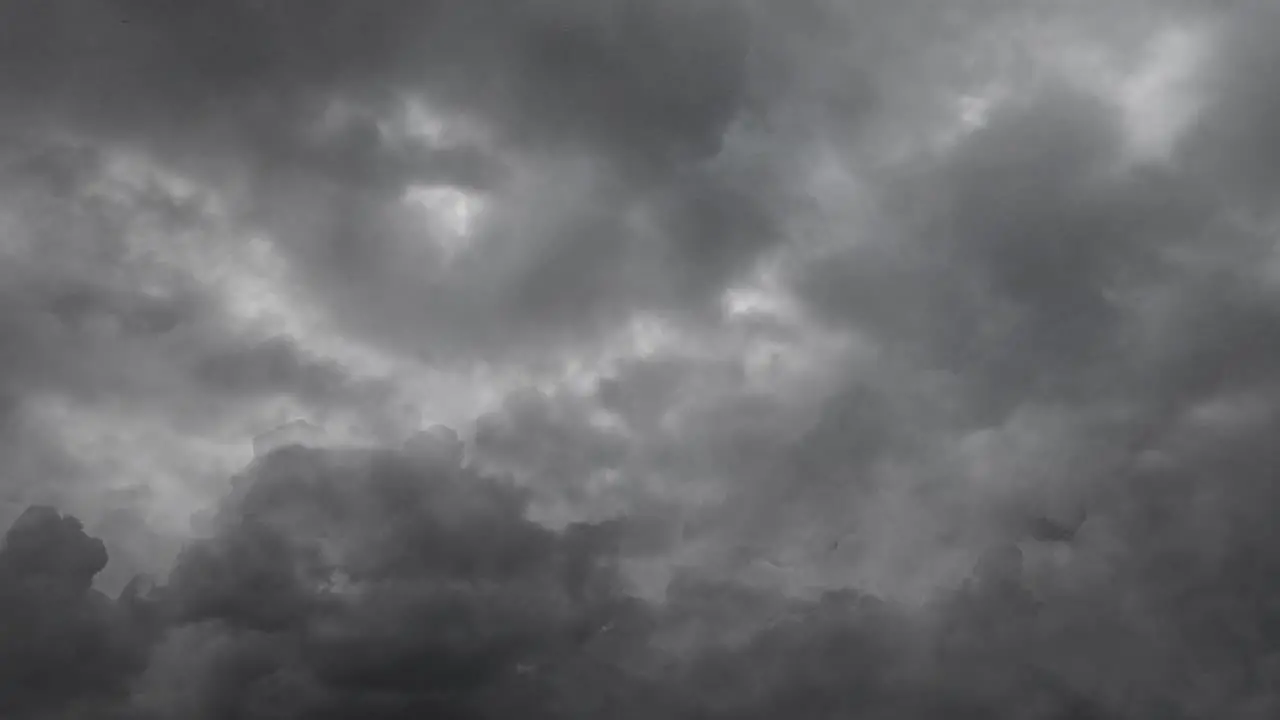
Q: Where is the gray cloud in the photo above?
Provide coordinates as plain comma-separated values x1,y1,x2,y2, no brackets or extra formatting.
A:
0,0,880,364
795,83,1208,422
1180,5,1280,210
191,334,378,406
9,0,1280,718
0,135,400,590
0,445,1147,718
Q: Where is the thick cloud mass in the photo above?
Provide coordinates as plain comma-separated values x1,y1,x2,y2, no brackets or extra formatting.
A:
0,449,1164,718
0,506,149,718
2,432,1278,718
8,0,1280,718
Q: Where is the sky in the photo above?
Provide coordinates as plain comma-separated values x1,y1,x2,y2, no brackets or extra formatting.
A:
4,0,1280,718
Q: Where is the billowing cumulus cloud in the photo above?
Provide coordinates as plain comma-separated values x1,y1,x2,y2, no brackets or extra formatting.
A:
7,0,1280,718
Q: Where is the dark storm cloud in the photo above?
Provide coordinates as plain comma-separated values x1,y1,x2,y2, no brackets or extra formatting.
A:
0,469,1198,719
128,443,655,719
12,0,1280,718
0,506,151,719
0,0,879,362
0,445,1160,720
795,83,1214,425
753,1,1280,714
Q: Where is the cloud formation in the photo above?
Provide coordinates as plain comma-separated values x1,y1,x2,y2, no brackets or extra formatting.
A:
6,0,1280,717
0,446,1160,718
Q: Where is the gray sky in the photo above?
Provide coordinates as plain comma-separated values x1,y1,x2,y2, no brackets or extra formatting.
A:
4,1,1280,717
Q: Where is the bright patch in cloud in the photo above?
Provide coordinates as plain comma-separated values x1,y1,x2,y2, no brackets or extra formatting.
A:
1029,19,1210,163
403,184,487,261
1118,23,1210,161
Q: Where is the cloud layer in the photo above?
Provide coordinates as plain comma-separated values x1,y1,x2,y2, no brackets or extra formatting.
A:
6,0,1280,717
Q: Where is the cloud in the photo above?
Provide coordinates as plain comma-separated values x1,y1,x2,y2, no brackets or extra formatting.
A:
0,448,1147,719
9,0,1280,718
2,410,1280,718
0,506,149,718
1179,5,1280,209
128,443,653,718
0,133,407,586
0,1,784,362
191,334,381,407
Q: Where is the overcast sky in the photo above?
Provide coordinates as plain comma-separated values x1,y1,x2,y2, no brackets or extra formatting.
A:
4,1,1280,718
